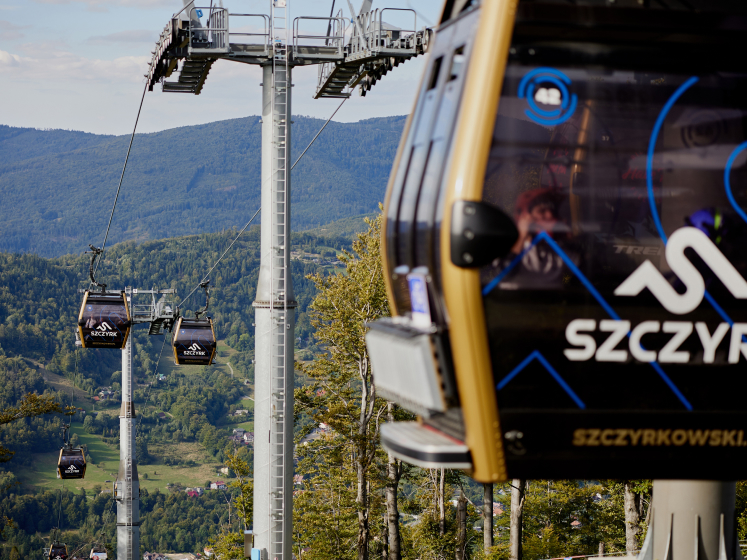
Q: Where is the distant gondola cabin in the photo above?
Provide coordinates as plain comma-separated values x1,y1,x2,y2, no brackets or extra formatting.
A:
89,545,108,560
172,317,217,366
77,291,131,349
48,542,68,560
57,446,86,479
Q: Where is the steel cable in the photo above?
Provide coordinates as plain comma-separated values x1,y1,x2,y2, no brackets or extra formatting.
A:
291,98,346,171
91,81,149,285
180,206,261,309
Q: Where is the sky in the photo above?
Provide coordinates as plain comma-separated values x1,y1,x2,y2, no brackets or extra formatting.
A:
0,0,441,135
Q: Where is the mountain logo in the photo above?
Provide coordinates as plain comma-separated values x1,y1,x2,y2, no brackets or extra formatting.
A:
66,465,79,473
188,343,201,351
614,227,747,314
97,322,112,332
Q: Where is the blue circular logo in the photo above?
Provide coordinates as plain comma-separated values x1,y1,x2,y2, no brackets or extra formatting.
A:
518,67,578,126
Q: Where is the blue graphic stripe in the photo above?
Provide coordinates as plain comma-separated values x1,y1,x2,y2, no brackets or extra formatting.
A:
534,351,586,409
646,76,699,243
646,76,739,337
724,141,747,225
704,292,733,326
483,232,692,410
649,361,691,411
482,241,539,295
497,350,586,409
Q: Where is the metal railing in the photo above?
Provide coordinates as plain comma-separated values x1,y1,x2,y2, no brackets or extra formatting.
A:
293,16,347,57
188,7,229,52
349,8,417,57
229,13,270,50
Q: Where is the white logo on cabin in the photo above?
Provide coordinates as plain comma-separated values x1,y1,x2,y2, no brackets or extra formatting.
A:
97,322,112,331
184,343,207,356
66,465,79,473
614,227,747,314
565,228,747,364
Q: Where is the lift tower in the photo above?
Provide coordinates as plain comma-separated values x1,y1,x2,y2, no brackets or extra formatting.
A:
116,289,177,560
145,3,429,560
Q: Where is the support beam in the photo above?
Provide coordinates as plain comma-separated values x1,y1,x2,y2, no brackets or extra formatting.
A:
117,304,140,560
650,480,741,560
253,60,296,560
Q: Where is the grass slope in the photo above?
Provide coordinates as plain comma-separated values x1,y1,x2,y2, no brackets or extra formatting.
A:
19,340,250,495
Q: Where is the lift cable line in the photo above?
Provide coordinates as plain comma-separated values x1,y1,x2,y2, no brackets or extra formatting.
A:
180,91,345,312
180,206,262,309
291,98,347,171
91,81,149,285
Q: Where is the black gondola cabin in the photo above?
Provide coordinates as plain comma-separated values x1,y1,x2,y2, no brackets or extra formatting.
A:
78,291,131,349
367,0,747,482
48,542,68,560
172,316,217,366
57,446,86,479
89,545,108,560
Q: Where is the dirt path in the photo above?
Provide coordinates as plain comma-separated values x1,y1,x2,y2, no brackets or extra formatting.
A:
21,357,89,402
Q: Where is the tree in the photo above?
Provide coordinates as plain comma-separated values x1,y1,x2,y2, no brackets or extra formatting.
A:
0,392,73,462
623,481,649,553
209,451,253,560
483,483,494,553
294,214,391,560
509,480,525,560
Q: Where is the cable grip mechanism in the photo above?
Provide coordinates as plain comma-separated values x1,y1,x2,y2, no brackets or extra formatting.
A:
196,280,210,319
86,245,107,292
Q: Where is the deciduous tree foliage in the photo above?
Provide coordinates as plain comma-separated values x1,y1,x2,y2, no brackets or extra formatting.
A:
208,451,253,560
294,214,391,560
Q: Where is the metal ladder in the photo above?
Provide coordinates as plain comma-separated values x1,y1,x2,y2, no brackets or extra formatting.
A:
126,431,133,557
269,2,289,560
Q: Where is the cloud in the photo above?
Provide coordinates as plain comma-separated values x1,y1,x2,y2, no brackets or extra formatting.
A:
0,20,30,41
0,47,150,84
87,29,159,45
31,0,176,11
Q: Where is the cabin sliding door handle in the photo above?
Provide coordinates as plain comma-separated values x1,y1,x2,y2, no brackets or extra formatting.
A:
450,200,518,268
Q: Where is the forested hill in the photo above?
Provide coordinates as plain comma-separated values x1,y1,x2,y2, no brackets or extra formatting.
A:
0,224,351,402
0,115,405,257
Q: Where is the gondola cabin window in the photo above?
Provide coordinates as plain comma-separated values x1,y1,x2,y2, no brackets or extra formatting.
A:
479,64,747,478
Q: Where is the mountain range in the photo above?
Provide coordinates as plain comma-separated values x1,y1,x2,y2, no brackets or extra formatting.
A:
0,115,405,257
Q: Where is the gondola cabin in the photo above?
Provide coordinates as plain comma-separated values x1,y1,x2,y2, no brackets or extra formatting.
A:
89,545,108,560
172,317,217,366
78,291,131,349
48,542,68,560
367,0,747,482
57,446,86,479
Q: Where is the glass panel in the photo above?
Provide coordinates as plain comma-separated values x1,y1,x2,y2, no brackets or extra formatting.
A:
482,64,747,413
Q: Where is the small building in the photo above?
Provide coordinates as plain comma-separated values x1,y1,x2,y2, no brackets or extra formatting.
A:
186,490,199,498
220,467,230,475
210,481,227,490
203,548,214,557
243,432,254,444
157,412,166,419
234,409,249,416
233,428,246,436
